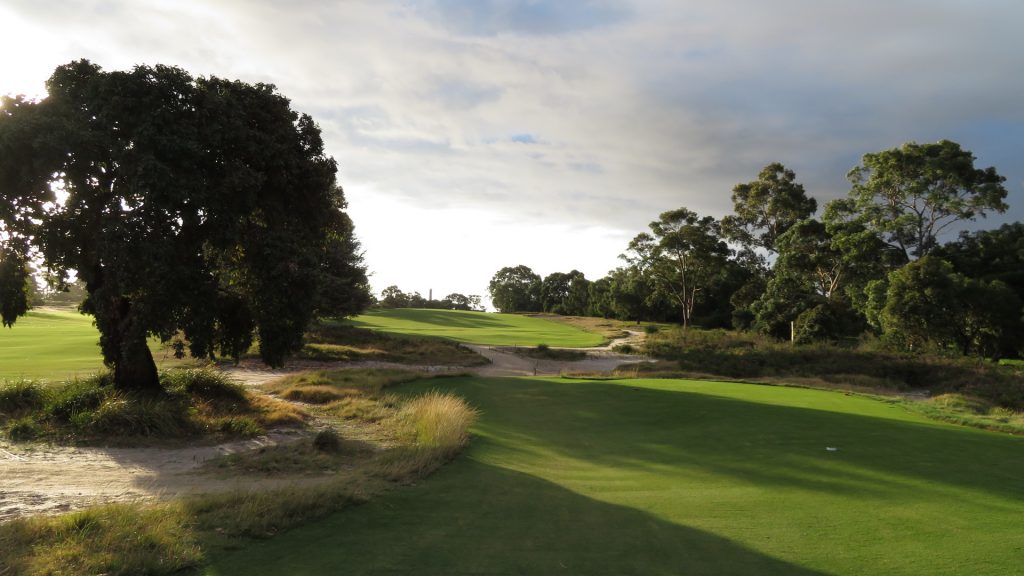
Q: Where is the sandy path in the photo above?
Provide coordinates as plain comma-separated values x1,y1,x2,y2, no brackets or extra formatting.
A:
0,332,647,523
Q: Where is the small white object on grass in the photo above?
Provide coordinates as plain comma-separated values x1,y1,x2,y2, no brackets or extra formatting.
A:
826,447,839,452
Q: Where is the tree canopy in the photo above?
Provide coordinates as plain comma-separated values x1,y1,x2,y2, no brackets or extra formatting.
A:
844,140,1008,260
488,265,541,313
0,60,369,393
721,162,817,254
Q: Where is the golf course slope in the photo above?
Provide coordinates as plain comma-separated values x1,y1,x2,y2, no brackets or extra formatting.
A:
349,308,606,347
208,376,1024,575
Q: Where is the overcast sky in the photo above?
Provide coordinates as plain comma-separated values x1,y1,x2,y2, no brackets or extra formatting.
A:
3,0,1022,307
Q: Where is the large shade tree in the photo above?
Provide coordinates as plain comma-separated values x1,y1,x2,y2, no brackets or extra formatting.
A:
843,140,1008,260
0,60,368,393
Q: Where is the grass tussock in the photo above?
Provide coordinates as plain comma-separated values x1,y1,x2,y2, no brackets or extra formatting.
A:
300,321,489,366
208,434,375,475
0,368,305,444
0,502,202,576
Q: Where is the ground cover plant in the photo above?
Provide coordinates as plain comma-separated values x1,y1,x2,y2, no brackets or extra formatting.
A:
0,368,302,444
0,309,185,382
208,375,1024,575
349,308,606,347
0,369,478,575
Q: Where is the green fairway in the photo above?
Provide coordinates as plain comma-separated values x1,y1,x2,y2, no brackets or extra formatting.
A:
208,377,1024,575
0,309,106,381
0,309,180,382
348,308,606,347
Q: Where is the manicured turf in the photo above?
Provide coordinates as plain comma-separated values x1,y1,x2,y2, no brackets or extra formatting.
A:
0,309,181,382
348,308,606,347
208,377,1024,575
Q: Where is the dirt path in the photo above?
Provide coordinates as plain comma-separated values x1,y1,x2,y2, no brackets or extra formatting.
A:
0,333,648,523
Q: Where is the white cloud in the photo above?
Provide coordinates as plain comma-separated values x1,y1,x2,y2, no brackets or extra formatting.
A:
3,0,1022,298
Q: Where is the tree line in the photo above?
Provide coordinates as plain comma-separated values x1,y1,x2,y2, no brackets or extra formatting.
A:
489,140,1023,359
375,285,483,312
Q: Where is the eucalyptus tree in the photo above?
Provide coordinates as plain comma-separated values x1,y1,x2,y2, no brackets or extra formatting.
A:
0,60,368,393
488,265,542,313
721,162,817,254
624,208,730,329
843,140,1007,260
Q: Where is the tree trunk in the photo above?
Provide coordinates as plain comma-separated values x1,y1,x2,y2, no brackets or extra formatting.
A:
114,340,161,394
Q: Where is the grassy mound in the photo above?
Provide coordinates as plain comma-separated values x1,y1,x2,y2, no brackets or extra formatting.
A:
0,368,302,444
349,308,605,347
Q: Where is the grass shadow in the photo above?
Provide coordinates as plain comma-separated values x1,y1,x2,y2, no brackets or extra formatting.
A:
206,458,833,576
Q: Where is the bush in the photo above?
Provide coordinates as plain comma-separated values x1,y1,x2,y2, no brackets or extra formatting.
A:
644,325,660,335
7,417,41,441
313,429,342,453
0,380,47,415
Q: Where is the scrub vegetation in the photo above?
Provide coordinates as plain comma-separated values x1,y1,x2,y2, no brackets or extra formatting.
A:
0,370,478,575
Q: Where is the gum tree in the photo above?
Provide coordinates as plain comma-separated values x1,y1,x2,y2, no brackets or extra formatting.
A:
844,140,1008,260
0,60,367,393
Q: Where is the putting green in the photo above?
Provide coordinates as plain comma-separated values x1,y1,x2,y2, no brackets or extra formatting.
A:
349,308,605,347
209,377,1024,575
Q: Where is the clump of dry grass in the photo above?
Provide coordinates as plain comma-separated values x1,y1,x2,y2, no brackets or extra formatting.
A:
0,502,202,576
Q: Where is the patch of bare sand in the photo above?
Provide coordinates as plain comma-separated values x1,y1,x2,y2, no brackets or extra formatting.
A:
0,331,647,523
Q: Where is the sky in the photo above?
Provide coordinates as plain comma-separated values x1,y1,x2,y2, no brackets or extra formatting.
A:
2,0,1022,308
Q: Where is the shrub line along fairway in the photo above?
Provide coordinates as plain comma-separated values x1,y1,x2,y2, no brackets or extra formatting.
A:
208,375,1024,575
348,309,607,347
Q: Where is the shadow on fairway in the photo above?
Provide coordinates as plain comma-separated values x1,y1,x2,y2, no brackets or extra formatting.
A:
453,377,1024,504
352,309,512,330
206,459,833,576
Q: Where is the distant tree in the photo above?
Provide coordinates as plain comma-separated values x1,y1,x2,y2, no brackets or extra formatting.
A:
721,163,817,254
587,276,615,318
607,266,655,323
540,272,571,313
844,140,1008,260
879,256,1022,357
379,286,411,308
540,270,590,316
623,208,731,329
934,222,1024,305
442,293,477,311
488,265,541,313
0,60,366,393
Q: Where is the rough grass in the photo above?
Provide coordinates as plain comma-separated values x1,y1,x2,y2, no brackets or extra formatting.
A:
0,368,303,444
300,321,488,366
348,308,605,347
1,372,479,574
0,502,203,576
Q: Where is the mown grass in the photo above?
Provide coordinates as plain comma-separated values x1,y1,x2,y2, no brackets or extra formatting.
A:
208,375,1024,576
0,368,303,444
0,309,188,382
299,320,488,366
349,308,605,347
1,370,479,575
